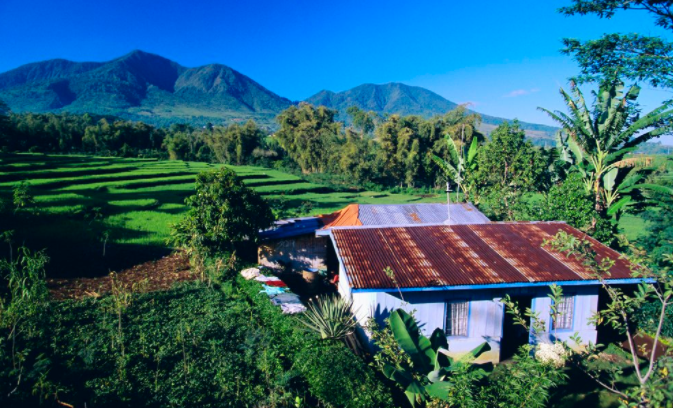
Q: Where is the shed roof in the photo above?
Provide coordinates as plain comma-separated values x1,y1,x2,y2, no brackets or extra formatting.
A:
259,217,322,240
329,222,636,290
322,203,489,229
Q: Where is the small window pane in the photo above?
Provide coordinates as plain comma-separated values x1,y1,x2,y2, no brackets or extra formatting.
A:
445,301,469,336
552,296,574,330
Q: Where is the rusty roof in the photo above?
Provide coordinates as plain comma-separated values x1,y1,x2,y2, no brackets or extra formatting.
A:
330,222,635,289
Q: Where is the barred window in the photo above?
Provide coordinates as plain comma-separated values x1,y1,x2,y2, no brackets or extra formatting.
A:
552,296,574,330
445,301,469,336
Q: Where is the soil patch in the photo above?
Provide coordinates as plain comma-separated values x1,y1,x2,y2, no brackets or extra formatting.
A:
48,252,194,300
621,332,672,361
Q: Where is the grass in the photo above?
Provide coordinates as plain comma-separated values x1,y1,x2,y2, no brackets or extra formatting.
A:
0,153,445,277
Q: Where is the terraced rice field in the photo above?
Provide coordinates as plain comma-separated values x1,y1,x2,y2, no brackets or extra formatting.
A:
0,153,444,277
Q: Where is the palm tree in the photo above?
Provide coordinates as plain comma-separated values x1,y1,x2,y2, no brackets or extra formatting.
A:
539,78,673,220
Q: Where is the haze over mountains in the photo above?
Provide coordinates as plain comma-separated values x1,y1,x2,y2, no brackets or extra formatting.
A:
0,50,557,140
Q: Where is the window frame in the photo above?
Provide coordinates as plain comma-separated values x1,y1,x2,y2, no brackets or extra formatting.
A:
444,300,470,337
551,295,575,331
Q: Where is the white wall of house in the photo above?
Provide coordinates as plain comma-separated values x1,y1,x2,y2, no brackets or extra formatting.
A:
341,265,601,363
349,288,505,364
532,286,599,349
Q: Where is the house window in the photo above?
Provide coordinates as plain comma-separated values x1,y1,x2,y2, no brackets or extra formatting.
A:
445,301,469,336
552,296,574,330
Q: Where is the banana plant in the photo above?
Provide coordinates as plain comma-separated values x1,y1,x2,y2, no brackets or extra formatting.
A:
381,309,490,407
540,78,673,217
431,135,479,201
603,165,673,218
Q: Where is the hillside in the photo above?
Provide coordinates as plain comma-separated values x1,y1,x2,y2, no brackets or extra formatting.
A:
305,83,558,143
0,50,292,127
0,51,557,140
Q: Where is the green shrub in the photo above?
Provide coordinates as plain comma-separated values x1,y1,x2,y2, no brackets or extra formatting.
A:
296,341,394,408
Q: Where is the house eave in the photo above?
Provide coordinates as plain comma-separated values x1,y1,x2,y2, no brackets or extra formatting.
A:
350,278,655,293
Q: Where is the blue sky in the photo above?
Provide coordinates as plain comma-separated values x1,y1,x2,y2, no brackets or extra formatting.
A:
1,0,672,144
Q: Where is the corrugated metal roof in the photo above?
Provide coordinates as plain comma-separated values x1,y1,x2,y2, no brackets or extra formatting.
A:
319,204,362,228
259,217,323,240
322,203,489,229
330,222,634,289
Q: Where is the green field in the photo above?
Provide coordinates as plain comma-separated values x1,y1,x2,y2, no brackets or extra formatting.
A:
0,153,445,277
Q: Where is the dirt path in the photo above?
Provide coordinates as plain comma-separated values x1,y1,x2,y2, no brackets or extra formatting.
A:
48,252,194,300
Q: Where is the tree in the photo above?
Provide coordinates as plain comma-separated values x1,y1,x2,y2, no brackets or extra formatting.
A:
638,167,673,269
170,168,273,281
275,103,342,174
375,115,411,186
546,231,673,407
162,131,192,160
536,172,616,243
12,181,35,212
339,128,376,184
440,105,483,146
560,0,673,89
346,106,376,135
0,99,11,149
473,121,548,220
207,120,265,165
539,78,673,222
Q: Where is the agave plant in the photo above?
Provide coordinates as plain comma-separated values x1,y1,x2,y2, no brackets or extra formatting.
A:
540,78,673,219
298,294,358,341
382,309,490,407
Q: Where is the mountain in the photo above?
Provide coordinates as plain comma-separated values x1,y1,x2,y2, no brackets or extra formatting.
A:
0,51,557,141
305,83,558,143
0,50,292,127
306,83,460,117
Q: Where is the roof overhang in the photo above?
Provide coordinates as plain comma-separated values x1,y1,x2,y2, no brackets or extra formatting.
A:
350,278,655,293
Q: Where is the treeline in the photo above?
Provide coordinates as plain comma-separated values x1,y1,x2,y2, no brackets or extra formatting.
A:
0,107,281,167
0,100,558,193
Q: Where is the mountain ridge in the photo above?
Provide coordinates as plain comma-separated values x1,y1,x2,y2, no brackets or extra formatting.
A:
0,51,556,139
0,50,292,127
305,82,557,141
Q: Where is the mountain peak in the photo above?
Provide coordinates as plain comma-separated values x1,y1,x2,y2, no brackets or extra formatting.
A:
305,82,458,117
0,50,292,126
304,83,557,141
118,49,166,61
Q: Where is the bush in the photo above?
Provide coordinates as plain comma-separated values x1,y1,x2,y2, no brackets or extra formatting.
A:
296,341,394,408
633,299,673,339
535,172,616,244
237,276,394,407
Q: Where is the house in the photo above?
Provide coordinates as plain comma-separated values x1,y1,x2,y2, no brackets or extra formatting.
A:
316,221,645,363
257,203,490,272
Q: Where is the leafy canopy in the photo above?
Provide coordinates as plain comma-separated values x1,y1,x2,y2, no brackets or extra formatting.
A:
473,121,550,220
560,0,673,89
170,167,274,256
540,77,673,218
